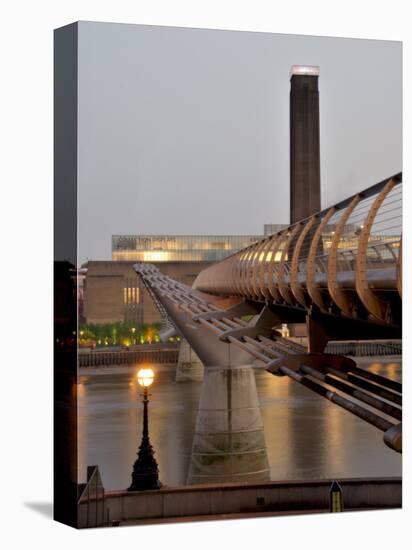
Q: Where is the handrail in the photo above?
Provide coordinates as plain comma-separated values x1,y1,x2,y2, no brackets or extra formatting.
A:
192,174,402,327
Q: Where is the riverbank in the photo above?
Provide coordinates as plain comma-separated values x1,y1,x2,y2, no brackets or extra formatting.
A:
78,363,177,376
78,354,401,376
78,475,402,528
78,344,179,367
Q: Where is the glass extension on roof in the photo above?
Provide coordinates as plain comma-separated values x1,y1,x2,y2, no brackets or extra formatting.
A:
112,234,264,262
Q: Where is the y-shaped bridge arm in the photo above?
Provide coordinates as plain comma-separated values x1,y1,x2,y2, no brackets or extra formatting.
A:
134,263,402,453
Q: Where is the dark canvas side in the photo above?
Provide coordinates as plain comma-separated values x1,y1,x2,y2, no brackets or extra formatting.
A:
54,21,79,529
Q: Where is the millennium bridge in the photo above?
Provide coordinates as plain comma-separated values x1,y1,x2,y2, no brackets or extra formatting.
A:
194,173,402,330
134,173,402,486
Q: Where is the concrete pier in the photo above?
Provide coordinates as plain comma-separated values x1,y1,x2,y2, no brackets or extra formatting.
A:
175,339,204,381
132,272,271,486
187,364,270,485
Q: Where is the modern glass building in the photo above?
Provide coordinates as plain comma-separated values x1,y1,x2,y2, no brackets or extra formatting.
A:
112,234,264,262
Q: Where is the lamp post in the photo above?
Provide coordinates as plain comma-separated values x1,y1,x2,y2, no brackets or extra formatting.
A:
128,368,162,491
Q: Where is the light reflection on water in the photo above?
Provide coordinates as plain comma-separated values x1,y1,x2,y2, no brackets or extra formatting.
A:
78,362,401,491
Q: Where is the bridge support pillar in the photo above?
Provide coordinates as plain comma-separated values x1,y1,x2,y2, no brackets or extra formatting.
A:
306,314,329,353
306,309,402,353
175,339,204,382
187,364,270,485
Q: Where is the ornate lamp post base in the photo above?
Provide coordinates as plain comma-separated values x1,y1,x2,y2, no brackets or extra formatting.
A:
128,442,162,491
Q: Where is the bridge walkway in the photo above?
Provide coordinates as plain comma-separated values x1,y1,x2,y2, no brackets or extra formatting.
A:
135,264,402,453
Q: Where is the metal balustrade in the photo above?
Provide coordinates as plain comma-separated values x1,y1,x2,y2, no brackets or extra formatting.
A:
78,345,179,367
193,174,402,326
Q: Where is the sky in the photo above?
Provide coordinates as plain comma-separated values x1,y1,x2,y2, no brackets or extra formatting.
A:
77,22,401,264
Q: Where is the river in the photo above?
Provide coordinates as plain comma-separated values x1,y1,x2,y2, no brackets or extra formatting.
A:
77,361,401,491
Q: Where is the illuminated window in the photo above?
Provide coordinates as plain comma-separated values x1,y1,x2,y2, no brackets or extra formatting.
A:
112,234,265,262
143,251,170,262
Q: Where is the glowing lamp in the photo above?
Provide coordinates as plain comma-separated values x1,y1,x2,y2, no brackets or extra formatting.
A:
128,366,161,491
137,368,154,388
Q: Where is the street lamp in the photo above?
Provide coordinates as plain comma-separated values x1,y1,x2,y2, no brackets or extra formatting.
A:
128,368,162,491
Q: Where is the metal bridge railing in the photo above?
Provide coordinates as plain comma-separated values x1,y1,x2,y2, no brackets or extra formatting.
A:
193,174,402,325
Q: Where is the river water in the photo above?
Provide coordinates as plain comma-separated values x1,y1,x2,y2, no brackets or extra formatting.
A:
78,361,401,491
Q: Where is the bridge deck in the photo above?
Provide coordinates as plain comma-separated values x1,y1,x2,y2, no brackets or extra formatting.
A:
135,264,402,454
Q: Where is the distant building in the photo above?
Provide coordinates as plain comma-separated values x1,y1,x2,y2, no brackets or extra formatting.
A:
112,234,262,262
83,232,267,326
83,260,214,325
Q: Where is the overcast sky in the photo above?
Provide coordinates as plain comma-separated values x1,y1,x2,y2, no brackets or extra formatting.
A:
77,22,401,264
